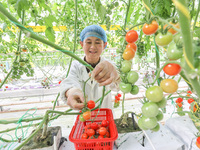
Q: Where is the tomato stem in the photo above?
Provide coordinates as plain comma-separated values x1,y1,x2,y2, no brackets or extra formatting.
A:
176,0,200,99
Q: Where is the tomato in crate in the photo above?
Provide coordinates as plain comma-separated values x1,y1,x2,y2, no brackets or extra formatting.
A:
69,108,118,150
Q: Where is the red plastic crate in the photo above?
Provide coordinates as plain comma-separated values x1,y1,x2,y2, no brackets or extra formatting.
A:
69,108,118,150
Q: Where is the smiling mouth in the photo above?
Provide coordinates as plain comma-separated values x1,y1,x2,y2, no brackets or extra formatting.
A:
89,51,97,54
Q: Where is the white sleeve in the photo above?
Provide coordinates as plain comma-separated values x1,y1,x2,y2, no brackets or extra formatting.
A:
59,61,82,102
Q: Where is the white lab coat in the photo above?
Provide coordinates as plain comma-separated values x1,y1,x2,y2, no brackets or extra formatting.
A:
59,57,119,109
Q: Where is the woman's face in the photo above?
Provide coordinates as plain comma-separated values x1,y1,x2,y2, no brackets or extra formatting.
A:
80,36,107,64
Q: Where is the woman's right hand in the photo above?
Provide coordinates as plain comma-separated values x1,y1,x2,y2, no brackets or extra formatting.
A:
65,88,85,110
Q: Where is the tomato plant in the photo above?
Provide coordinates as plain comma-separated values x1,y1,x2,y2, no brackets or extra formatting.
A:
141,102,159,117
127,71,139,84
145,86,164,102
160,79,178,93
125,30,138,43
119,82,132,93
142,20,159,35
155,32,173,46
122,48,135,60
163,63,181,76
87,100,95,109
126,43,137,52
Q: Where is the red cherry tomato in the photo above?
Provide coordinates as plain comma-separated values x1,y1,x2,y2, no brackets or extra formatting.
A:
126,43,137,52
101,120,109,127
176,103,182,108
82,111,91,121
122,48,135,60
98,135,104,139
99,127,107,136
115,95,120,101
117,93,122,97
142,20,159,35
187,98,194,104
81,133,88,139
90,122,98,130
175,97,183,103
163,63,181,76
87,128,95,136
87,100,95,109
125,30,138,43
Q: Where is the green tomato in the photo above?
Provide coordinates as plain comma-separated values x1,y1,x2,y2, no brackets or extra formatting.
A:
127,71,139,84
156,97,167,108
19,62,25,67
119,82,132,93
177,107,185,116
130,85,139,95
155,32,173,47
156,110,164,121
151,123,160,132
141,116,158,129
145,86,163,102
173,33,183,48
120,60,132,73
167,42,183,60
142,102,159,117
138,118,148,130
79,114,85,122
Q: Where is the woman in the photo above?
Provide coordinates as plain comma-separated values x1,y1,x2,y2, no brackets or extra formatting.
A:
60,25,120,110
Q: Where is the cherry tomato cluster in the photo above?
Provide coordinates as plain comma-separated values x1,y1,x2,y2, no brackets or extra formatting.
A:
119,29,140,95
124,30,138,61
79,100,96,122
175,90,199,116
114,93,121,108
81,120,110,139
79,110,91,122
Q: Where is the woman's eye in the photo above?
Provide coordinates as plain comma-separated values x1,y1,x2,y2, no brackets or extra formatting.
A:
87,42,92,44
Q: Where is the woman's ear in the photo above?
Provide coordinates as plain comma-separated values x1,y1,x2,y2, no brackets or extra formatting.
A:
80,41,83,47
104,42,107,49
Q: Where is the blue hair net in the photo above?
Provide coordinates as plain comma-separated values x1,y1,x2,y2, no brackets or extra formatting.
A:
80,25,107,43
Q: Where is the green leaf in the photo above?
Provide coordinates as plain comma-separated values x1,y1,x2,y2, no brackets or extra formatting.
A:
95,0,106,22
127,1,134,24
44,15,56,27
15,0,30,17
45,27,55,42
